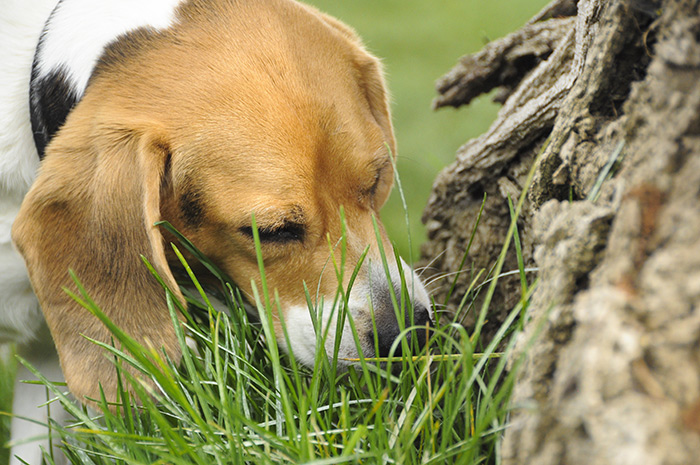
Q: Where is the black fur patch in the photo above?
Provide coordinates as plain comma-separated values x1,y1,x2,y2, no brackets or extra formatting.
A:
29,65,80,159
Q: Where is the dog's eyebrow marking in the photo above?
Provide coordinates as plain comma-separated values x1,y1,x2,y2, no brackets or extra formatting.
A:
240,205,307,244
240,221,306,244
179,184,205,227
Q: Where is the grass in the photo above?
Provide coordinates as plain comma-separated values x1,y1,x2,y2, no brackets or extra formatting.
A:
0,346,16,465
2,134,547,465
3,163,536,464
12,122,548,465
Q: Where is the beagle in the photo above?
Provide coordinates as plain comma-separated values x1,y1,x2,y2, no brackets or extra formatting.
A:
1,0,431,462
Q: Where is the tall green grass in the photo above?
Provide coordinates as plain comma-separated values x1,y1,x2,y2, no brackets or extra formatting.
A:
7,186,534,465
2,141,544,465
0,346,16,465
8,131,548,465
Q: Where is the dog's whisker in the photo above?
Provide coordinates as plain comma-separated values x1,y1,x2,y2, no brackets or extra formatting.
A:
424,270,469,288
417,249,447,278
413,265,435,275
429,303,447,309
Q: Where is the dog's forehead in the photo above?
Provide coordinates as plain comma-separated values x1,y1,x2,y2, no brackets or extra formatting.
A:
95,1,383,151
172,104,388,228
177,118,386,193
169,79,386,189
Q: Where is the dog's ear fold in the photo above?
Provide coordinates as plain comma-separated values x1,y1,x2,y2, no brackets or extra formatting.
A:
306,6,396,158
13,123,184,405
314,9,396,158
353,54,396,159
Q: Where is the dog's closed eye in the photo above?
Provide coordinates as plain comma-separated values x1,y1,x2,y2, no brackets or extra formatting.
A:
239,222,305,244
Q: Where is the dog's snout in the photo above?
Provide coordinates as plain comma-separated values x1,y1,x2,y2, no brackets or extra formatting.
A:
373,302,433,358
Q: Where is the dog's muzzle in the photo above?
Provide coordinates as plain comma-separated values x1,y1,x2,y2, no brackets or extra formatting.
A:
278,257,432,366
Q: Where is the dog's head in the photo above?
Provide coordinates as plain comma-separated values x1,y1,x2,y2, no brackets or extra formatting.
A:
13,0,431,404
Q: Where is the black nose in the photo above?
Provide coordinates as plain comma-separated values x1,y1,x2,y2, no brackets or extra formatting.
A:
374,304,433,358
411,304,432,348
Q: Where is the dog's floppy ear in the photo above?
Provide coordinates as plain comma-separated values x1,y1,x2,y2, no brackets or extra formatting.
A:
13,120,183,405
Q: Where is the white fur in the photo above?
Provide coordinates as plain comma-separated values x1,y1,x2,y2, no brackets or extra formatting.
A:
282,284,372,366
0,0,53,199
35,0,185,97
0,0,57,342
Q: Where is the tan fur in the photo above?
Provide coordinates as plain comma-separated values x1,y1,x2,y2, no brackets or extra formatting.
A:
13,0,402,405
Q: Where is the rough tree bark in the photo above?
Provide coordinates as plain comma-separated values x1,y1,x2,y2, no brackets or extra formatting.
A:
421,0,700,463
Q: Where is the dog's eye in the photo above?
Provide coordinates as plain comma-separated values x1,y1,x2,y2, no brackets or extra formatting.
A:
240,223,305,244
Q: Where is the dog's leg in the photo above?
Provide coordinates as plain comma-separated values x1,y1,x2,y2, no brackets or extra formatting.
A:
10,331,69,465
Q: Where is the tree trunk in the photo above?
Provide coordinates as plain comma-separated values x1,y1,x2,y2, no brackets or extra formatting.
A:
421,0,700,463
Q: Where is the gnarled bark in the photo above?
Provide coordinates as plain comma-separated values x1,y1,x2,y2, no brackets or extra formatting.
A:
421,0,700,462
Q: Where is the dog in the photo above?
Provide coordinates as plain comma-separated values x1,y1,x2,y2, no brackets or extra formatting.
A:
1,0,432,463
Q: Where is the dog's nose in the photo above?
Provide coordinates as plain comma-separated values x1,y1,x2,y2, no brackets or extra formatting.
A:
411,303,432,348
375,303,433,358
413,304,431,328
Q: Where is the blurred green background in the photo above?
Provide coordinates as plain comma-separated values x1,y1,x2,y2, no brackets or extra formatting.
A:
307,0,548,261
